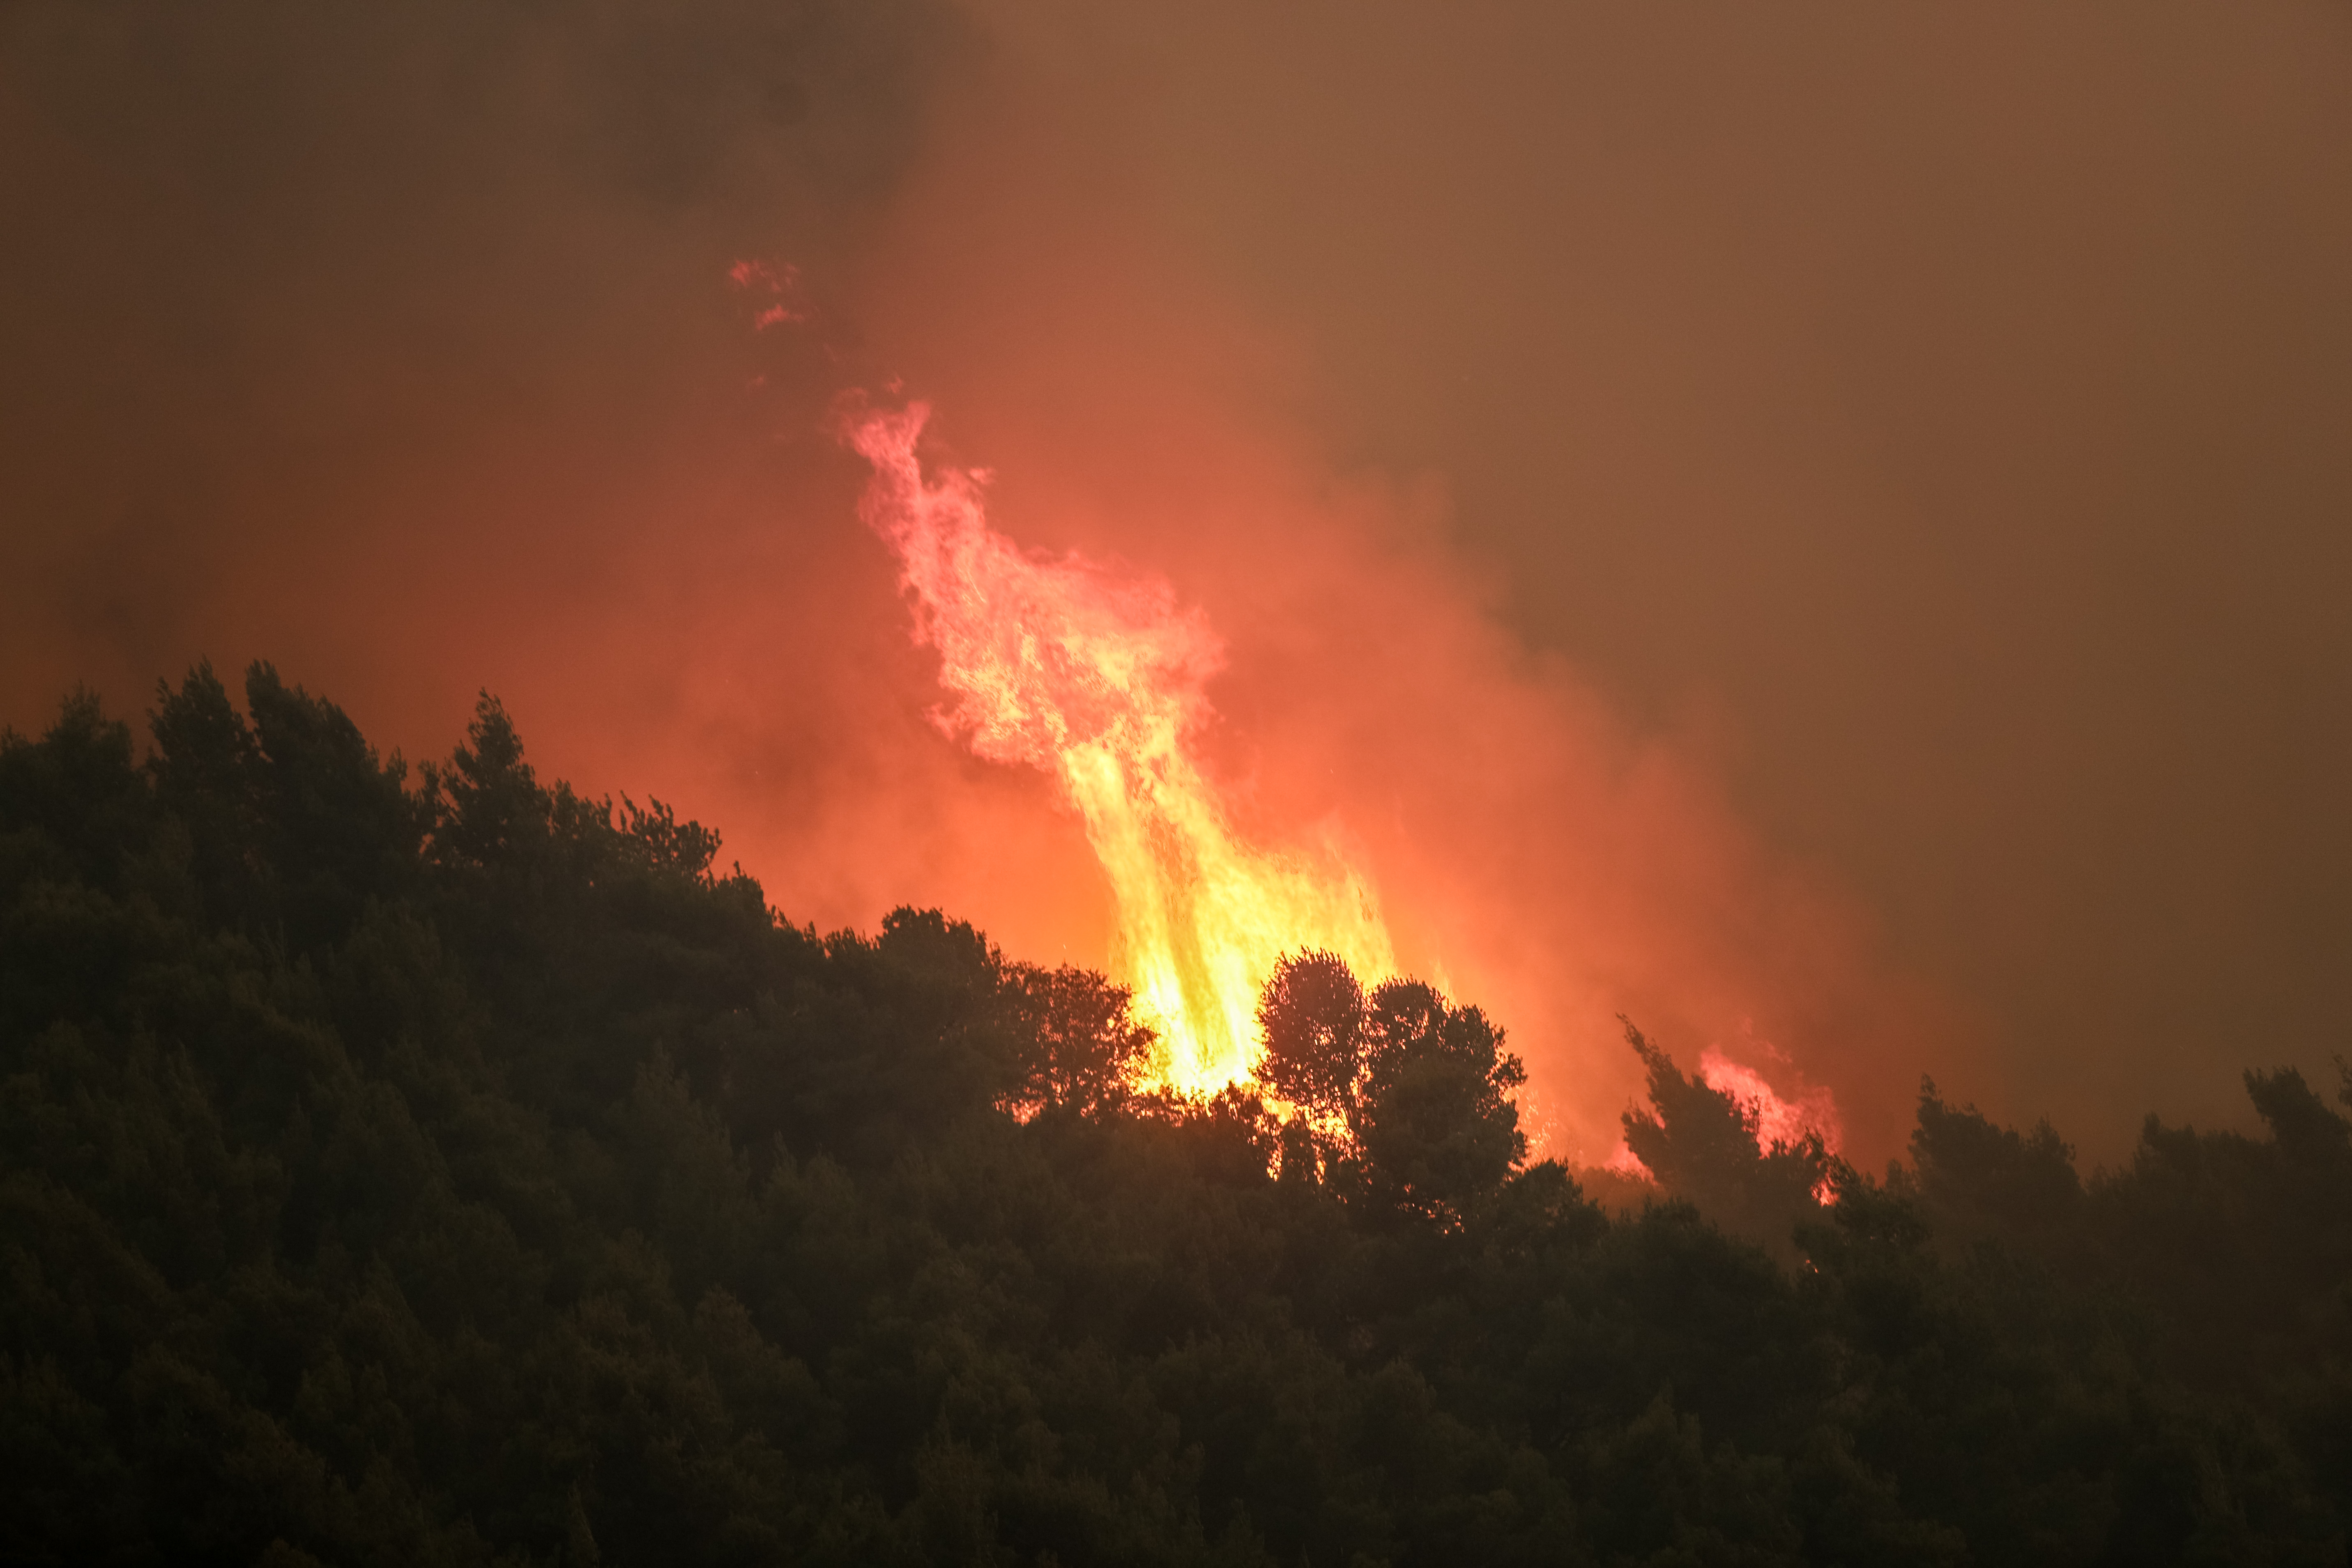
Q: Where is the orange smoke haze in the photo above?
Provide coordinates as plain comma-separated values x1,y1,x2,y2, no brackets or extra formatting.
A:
764,32,1954,1158
0,0,1972,1163
838,377,1916,1146
826,370,1934,1153
7,0,2345,1164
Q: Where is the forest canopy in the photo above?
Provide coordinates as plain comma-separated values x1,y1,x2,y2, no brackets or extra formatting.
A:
4,663,2350,1566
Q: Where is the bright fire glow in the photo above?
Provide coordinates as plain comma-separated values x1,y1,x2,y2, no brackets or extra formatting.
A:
847,400,1397,1093
1699,1046,1843,1155
1602,1048,1841,1188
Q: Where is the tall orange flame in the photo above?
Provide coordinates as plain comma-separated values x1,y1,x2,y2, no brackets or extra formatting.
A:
847,400,1396,1093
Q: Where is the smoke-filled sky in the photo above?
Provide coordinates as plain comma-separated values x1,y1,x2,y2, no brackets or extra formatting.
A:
5,0,2347,1164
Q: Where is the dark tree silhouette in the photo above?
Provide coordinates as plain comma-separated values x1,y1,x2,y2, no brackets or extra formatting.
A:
1619,1018,1832,1257
1254,954,1526,1222
6,663,2352,1566
1906,1075,2082,1252
1253,946,1366,1121
1351,979,1527,1223
999,962,1157,1116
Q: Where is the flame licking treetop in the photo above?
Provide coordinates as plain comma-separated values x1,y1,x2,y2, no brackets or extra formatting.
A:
1698,1046,1843,1158
847,400,1396,1094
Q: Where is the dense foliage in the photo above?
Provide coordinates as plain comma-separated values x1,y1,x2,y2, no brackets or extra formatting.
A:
4,664,2349,1566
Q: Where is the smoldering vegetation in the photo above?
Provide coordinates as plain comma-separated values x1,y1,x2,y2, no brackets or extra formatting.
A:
5,668,2350,1566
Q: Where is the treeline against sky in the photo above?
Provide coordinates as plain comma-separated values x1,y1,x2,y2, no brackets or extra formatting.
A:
3,666,2350,1566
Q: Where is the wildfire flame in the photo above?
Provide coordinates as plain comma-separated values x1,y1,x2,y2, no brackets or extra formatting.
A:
846,400,1396,1093
1604,1045,1843,1183
1699,1046,1843,1156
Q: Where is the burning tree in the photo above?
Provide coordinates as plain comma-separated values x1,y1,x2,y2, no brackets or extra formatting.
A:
1617,1018,1837,1255
846,398,1395,1096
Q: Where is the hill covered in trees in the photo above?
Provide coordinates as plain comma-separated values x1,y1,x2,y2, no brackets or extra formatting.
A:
4,664,2350,1566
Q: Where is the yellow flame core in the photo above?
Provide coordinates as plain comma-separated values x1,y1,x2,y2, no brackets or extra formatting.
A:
849,402,1396,1092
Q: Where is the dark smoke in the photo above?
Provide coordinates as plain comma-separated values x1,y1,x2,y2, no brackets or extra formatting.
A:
0,0,957,726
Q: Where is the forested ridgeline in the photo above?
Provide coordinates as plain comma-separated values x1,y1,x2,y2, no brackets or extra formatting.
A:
4,664,2349,1567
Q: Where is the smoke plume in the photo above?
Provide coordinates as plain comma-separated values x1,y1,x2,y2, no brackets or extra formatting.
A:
8,0,2345,1161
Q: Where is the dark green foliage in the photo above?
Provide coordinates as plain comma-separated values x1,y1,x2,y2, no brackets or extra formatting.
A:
2,664,2349,1565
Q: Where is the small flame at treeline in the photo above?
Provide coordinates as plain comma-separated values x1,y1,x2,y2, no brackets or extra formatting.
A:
1699,1047,1842,1154
1604,1046,1847,1174
841,390,1841,1166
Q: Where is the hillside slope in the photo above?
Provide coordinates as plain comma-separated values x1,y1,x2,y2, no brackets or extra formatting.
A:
3,664,2347,1566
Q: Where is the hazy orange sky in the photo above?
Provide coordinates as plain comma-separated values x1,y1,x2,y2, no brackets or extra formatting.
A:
5,0,2347,1162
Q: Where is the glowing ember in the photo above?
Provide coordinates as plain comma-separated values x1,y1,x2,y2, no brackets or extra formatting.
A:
1699,1046,1842,1155
845,399,1396,1093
